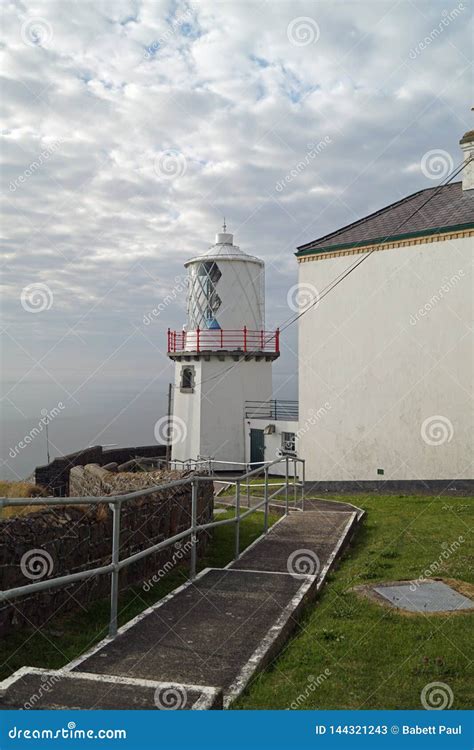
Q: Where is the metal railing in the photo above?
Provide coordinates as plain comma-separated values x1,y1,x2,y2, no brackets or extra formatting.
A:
245,399,299,420
167,327,280,354
0,456,305,639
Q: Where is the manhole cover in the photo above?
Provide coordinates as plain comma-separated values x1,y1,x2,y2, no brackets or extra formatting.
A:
374,581,474,613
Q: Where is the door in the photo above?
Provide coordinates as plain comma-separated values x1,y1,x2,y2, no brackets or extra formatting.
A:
250,429,265,466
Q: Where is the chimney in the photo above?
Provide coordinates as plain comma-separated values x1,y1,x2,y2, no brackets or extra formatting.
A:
459,130,474,191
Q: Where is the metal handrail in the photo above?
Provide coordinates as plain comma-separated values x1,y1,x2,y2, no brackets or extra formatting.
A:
0,456,305,638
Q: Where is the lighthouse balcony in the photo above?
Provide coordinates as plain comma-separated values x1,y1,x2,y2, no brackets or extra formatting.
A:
167,327,280,361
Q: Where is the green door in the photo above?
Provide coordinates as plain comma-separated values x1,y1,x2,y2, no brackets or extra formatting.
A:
250,429,265,466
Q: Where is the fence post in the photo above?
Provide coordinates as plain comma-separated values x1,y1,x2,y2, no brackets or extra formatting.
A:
234,480,241,560
190,479,197,579
247,464,251,507
264,466,269,533
285,456,289,515
293,458,298,507
109,500,122,638
243,326,247,353
196,327,200,353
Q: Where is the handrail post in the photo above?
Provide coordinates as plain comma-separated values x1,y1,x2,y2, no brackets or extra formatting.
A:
301,458,306,511
275,327,280,353
234,480,241,560
243,325,247,353
196,327,200,353
293,458,297,507
190,479,197,579
285,456,289,515
264,466,269,533
109,500,122,638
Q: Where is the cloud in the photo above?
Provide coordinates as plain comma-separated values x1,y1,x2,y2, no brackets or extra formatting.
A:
0,0,471,477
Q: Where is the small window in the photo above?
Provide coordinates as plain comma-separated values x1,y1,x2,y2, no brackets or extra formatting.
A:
180,367,194,392
281,432,296,453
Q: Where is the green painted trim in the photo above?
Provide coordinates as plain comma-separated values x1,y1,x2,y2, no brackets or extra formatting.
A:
295,222,474,258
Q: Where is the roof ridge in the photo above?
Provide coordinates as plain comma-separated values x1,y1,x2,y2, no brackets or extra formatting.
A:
296,181,461,252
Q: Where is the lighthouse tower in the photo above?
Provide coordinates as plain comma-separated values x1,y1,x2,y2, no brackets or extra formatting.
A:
167,225,280,465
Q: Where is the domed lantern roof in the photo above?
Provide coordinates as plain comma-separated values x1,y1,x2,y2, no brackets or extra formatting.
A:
184,224,263,267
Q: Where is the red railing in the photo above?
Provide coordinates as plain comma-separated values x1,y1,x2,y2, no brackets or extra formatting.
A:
167,327,280,354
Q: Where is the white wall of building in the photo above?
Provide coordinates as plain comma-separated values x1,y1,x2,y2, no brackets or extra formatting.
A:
244,418,299,476
298,236,472,481
172,357,274,465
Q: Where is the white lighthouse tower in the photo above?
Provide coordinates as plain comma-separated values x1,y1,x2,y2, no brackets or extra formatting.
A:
167,225,279,466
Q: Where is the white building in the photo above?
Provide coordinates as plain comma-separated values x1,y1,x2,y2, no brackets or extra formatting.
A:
168,227,280,468
295,130,473,487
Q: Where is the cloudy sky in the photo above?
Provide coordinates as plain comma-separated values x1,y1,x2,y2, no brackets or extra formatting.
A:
1,0,472,479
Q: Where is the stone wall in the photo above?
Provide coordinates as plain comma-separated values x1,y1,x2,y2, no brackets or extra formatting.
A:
0,467,213,636
35,444,167,496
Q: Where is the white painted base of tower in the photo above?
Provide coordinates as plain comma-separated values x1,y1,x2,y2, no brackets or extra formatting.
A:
172,357,274,467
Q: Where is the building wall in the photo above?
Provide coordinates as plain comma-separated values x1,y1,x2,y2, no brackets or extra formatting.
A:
172,357,273,465
244,418,299,476
298,236,472,481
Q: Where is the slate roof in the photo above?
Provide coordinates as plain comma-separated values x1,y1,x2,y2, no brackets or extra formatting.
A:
296,181,474,256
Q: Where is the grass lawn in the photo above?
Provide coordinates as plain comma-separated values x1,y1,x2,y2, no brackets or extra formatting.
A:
235,494,473,710
0,507,278,682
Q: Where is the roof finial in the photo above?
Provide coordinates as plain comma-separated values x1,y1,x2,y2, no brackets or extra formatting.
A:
223,217,226,232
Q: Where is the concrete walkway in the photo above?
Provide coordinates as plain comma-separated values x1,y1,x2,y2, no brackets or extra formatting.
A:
0,502,363,710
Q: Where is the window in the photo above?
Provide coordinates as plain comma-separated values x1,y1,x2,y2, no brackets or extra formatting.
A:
180,367,195,392
188,261,222,329
281,432,296,454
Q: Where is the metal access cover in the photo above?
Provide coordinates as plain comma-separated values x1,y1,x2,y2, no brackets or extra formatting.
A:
374,581,474,613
